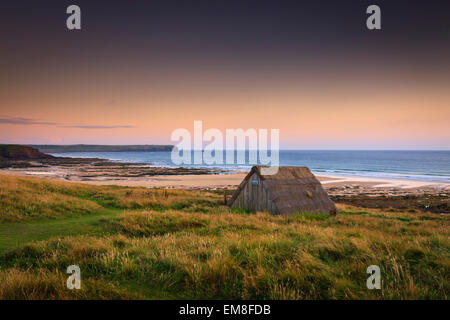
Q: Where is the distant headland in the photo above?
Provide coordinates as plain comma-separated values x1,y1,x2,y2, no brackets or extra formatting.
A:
29,144,174,153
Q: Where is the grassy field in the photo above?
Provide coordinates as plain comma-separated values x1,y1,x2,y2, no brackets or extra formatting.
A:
0,174,448,299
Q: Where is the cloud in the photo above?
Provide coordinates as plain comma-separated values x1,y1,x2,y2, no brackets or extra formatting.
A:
0,117,134,129
0,117,59,126
61,125,134,129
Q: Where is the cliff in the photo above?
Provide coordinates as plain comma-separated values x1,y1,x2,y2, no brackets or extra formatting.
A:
0,145,54,160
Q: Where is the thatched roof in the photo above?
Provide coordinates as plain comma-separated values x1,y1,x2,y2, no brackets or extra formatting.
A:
228,166,337,215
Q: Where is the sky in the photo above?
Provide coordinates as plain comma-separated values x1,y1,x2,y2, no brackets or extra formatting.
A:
0,0,449,149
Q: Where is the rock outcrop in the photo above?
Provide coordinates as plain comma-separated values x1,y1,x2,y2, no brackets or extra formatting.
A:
0,145,54,160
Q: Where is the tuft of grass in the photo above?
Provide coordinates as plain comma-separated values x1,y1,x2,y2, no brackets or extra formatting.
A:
103,211,210,237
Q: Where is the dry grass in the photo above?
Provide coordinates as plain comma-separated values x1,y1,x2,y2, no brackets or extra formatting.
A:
0,174,219,222
0,268,140,299
0,174,449,299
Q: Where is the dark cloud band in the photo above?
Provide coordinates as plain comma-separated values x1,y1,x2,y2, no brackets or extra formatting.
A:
0,117,133,129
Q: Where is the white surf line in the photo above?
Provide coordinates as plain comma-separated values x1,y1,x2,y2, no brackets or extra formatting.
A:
317,174,450,189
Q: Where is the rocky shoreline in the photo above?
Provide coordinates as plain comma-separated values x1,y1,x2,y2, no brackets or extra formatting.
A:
0,156,224,182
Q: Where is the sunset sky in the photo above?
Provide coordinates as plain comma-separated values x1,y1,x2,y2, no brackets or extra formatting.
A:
1,0,449,149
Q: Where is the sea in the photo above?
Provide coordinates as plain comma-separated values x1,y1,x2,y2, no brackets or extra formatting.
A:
49,150,450,183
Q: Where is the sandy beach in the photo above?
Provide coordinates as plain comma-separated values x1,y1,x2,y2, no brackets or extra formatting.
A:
81,172,450,192
2,166,449,197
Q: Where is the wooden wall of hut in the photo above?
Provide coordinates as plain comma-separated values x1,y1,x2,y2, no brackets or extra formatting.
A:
231,172,278,213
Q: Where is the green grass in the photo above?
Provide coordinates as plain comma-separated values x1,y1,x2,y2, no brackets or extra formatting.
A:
0,208,122,253
0,174,449,300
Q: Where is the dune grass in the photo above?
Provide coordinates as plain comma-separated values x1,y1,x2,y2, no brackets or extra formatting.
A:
0,174,218,223
0,174,448,299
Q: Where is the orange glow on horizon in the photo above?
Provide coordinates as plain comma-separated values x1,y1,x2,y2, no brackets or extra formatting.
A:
1,66,449,149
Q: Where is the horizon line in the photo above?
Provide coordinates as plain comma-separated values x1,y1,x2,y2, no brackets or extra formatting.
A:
2,143,449,152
